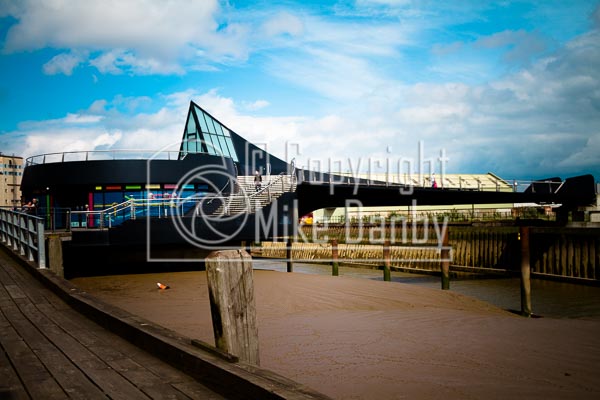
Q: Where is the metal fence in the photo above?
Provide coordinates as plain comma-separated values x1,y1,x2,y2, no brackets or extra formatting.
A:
0,209,46,268
70,197,200,229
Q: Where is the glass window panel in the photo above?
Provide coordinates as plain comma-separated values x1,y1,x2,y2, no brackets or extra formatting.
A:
205,115,217,134
188,140,197,152
214,121,224,136
209,134,224,154
104,192,124,207
124,191,141,200
201,132,214,153
221,127,231,137
217,136,229,157
204,137,218,155
224,137,239,161
195,107,209,132
93,193,104,210
186,113,196,134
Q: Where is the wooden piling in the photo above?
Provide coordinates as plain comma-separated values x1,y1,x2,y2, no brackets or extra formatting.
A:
205,249,260,365
331,239,339,276
47,234,64,278
383,240,391,282
286,237,293,273
441,227,450,290
520,226,532,317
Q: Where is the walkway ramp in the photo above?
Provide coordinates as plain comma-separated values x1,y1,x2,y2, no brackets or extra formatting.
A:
211,174,296,215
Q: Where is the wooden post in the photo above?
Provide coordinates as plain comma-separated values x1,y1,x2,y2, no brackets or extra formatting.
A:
331,239,339,276
441,227,450,290
383,240,391,282
286,237,293,273
520,226,532,317
47,234,63,277
205,249,260,365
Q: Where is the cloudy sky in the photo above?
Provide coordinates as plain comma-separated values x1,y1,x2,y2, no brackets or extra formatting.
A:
0,0,598,181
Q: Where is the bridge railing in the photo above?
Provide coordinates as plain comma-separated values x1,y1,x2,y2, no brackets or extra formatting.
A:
295,169,564,193
199,171,297,216
69,197,203,229
0,209,46,268
25,149,181,167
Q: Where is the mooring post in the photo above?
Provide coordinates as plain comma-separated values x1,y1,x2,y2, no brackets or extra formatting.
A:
286,237,293,273
383,240,391,282
441,227,450,290
47,234,63,278
331,239,339,276
205,249,260,365
520,226,532,317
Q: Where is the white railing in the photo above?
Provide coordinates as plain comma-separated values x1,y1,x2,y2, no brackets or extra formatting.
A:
0,209,46,268
69,197,204,229
25,149,181,167
295,170,564,194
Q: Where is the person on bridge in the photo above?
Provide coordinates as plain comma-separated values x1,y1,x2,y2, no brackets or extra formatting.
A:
23,198,38,215
254,170,262,191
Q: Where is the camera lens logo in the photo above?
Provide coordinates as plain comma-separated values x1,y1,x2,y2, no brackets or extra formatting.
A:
169,165,251,247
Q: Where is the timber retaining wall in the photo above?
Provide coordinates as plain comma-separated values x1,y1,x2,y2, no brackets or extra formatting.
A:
257,226,600,281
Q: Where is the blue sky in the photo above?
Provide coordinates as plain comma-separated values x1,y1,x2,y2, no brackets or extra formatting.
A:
0,0,599,181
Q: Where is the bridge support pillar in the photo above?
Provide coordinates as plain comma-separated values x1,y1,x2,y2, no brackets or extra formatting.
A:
205,249,260,365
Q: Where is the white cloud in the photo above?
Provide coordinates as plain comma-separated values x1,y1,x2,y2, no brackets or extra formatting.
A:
476,30,548,65
261,12,304,38
242,100,270,111
3,49,599,180
64,113,104,124
2,0,245,75
2,95,187,159
1,6,599,181
42,51,85,75
557,134,600,169
92,132,122,148
268,47,387,100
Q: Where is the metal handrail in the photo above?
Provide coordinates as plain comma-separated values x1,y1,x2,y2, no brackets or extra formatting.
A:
298,171,564,193
25,149,181,167
0,209,46,268
69,197,205,229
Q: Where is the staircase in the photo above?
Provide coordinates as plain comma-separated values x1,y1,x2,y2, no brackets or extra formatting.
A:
209,173,296,216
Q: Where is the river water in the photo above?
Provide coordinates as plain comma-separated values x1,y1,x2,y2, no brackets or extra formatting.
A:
252,259,600,319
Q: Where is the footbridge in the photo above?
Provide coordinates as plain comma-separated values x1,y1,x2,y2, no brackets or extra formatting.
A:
63,170,595,234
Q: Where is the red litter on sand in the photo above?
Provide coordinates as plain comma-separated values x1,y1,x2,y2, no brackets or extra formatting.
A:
157,282,170,290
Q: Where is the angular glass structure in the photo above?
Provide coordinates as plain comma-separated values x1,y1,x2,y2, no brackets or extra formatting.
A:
178,103,239,162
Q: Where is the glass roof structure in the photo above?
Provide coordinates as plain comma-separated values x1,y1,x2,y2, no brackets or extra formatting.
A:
178,103,239,162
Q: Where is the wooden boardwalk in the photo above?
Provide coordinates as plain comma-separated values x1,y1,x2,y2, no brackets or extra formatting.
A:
0,249,225,400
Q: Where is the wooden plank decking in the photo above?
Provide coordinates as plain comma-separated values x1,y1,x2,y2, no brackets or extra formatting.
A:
0,249,225,400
